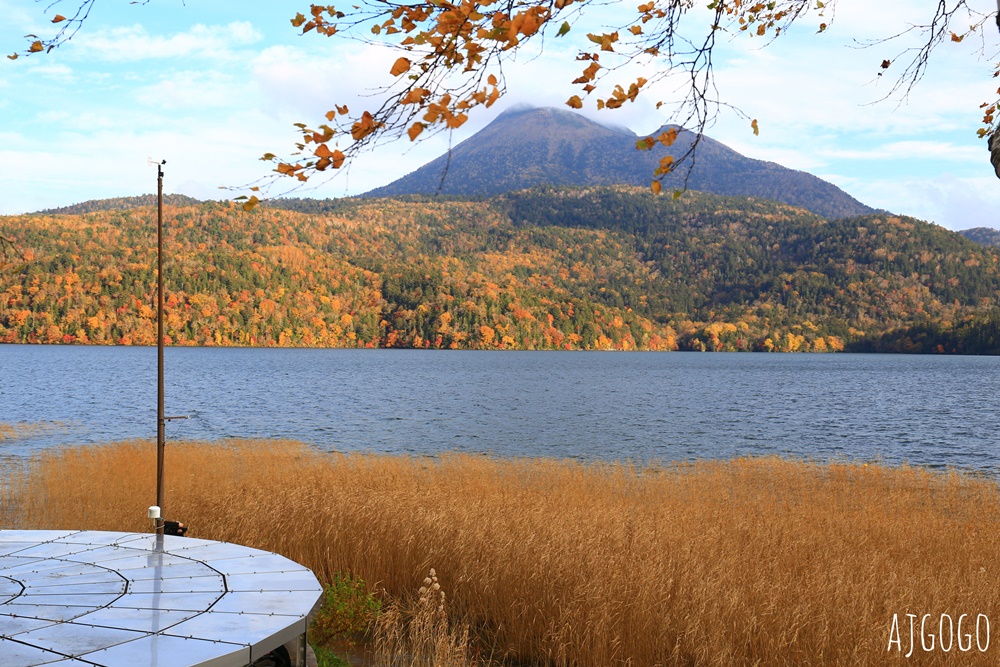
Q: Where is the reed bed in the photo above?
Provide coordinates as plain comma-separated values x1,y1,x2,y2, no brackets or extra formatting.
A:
2,439,999,666
0,420,70,442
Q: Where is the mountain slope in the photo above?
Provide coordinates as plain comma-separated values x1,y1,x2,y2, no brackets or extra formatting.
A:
2,188,998,353
960,227,1000,247
37,194,203,215
366,106,875,220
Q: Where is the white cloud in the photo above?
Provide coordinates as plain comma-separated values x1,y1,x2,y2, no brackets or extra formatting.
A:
26,63,74,81
0,0,39,35
133,70,247,110
846,173,1000,229
244,40,475,196
73,21,263,62
252,42,409,120
35,108,121,131
820,141,984,163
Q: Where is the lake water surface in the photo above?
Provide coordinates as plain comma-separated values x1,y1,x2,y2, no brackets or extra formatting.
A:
1,345,998,470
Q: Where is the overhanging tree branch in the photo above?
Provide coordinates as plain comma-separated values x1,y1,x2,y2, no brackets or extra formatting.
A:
8,0,1000,196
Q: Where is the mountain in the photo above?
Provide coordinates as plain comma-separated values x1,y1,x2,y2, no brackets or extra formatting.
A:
37,194,203,216
366,106,875,220
960,227,1000,247
2,188,999,353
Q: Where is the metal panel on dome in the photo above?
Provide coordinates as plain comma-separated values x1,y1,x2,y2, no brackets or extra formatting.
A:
116,561,221,581
105,592,224,612
0,530,323,667
0,637,71,666
1,603,96,622
0,560,96,577
0,615,57,635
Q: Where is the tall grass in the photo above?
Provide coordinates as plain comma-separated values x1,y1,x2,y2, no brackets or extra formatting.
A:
0,420,70,442
3,439,999,665
374,568,479,667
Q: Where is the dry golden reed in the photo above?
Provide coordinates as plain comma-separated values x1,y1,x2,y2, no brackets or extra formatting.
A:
3,439,999,666
374,567,479,667
0,421,70,442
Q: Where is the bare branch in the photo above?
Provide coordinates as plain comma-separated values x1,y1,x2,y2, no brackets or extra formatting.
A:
9,0,1000,192
8,0,96,60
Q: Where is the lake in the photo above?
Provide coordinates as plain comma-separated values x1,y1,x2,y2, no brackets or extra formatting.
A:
1,345,998,471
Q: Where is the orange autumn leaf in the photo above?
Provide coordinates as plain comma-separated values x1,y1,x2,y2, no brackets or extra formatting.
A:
390,57,411,76
351,111,379,141
446,112,468,129
330,149,345,169
658,128,678,146
401,88,430,104
655,155,674,175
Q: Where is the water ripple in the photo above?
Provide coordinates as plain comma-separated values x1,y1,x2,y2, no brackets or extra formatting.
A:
0,346,998,471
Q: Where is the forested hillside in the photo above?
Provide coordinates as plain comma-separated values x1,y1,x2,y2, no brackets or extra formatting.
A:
960,227,1000,247
2,188,999,353
38,194,202,216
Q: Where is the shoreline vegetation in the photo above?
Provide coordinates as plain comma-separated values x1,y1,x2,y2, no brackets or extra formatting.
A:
0,420,70,442
2,439,999,665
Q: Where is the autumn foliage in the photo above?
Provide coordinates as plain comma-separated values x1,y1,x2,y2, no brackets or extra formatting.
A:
2,189,1000,352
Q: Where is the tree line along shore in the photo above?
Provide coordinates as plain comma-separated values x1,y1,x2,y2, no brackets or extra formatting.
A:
2,188,1000,354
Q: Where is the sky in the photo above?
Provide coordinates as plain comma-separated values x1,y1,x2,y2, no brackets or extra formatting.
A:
1,0,999,230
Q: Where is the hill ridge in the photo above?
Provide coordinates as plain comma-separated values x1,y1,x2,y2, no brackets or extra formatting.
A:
366,106,875,220
36,194,203,216
960,227,1000,247
3,186,999,354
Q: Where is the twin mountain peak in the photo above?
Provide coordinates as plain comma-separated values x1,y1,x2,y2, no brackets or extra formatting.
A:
366,105,874,221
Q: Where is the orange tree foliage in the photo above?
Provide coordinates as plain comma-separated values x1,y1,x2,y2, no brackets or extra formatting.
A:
9,2,1000,195
2,189,1000,352
0,199,677,350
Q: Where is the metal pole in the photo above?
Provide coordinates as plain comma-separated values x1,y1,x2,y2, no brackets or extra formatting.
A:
156,162,165,536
